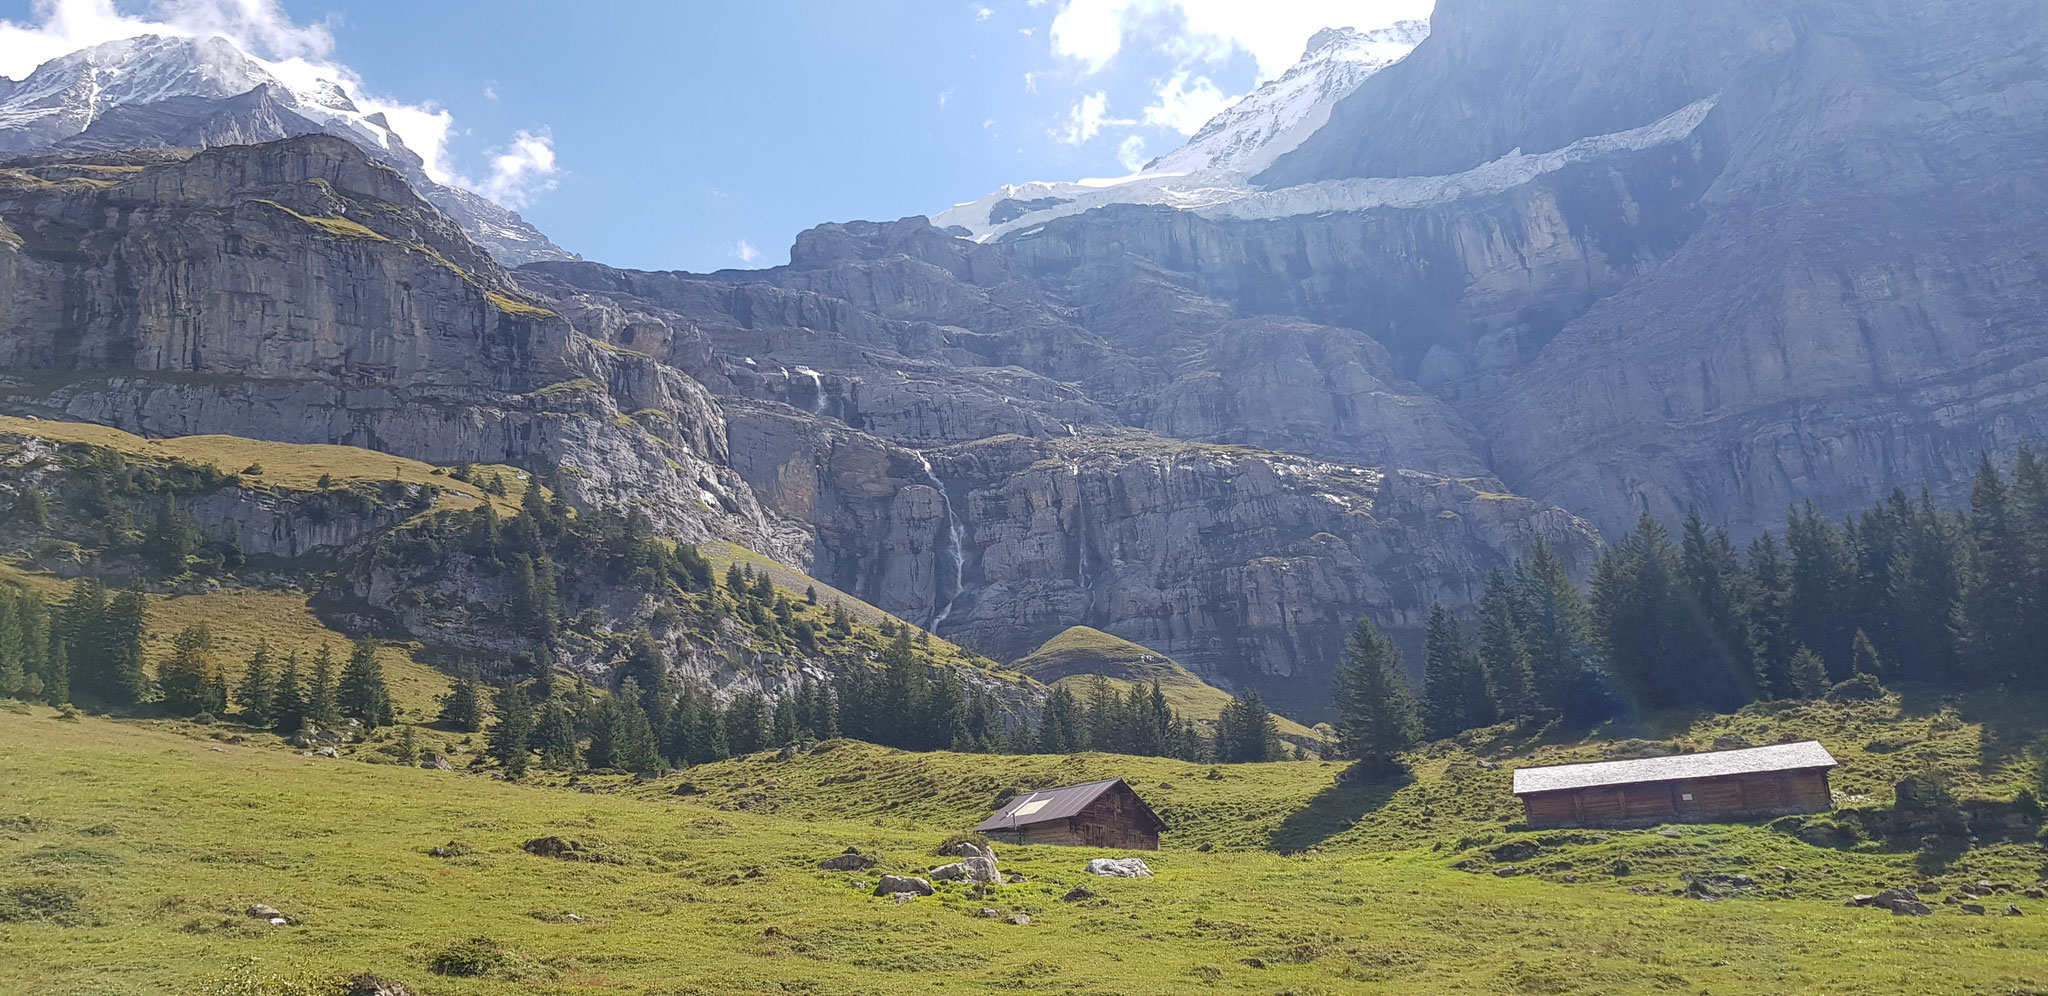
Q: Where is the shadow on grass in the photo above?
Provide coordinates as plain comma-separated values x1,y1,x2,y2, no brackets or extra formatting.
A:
1912,836,1971,878
1265,769,1410,854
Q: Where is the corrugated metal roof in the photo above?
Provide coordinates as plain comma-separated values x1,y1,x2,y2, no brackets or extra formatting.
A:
975,778,1158,833
1511,741,1837,796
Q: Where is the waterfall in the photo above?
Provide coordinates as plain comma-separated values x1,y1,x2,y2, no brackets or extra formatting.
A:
917,452,966,632
795,366,827,414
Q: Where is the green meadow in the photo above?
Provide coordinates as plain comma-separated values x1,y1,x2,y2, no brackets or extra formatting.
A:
3,689,2045,996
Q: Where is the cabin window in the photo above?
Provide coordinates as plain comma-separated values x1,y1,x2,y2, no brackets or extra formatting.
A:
1681,793,1694,801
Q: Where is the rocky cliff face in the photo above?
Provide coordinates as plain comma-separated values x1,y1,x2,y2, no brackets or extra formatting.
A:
997,0,2048,536
0,136,795,559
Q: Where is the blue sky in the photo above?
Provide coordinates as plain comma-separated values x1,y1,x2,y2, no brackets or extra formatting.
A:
0,0,1432,271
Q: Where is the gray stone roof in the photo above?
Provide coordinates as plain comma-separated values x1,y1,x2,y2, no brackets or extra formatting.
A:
974,777,1164,833
1511,741,1837,796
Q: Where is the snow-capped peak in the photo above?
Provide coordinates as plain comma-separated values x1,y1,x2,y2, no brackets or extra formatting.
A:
0,33,411,165
932,19,1429,240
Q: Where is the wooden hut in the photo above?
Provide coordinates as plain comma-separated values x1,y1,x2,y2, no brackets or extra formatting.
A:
1512,741,1837,829
975,778,1167,850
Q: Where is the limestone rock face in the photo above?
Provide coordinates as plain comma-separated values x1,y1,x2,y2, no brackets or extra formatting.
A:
0,136,796,558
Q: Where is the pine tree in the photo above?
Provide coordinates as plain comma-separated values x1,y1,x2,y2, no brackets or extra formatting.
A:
395,725,420,766
1678,509,1752,708
726,691,767,755
535,698,579,769
1959,456,2029,687
158,625,216,717
306,644,339,729
143,498,201,575
233,642,276,727
1332,617,1419,769
1036,684,1084,753
488,684,534,777
439,672,486,732
607,677,662,773
1850,629,1885,679
1477,572,1535,724
770,694,799,746
103,589,149,706
1514,540,1601,720
0,592,26,699
1420,604,1478,739
1743,533,1796,698
272,652,307,734
338,639,395,729
1788,646,1830,700
1786,502,1854,679
1214,687,1279,763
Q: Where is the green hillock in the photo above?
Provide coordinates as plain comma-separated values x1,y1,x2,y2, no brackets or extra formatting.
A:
1016,626,1319,740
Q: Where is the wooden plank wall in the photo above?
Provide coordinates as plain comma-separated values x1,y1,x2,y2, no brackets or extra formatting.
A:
1520,769,1832,829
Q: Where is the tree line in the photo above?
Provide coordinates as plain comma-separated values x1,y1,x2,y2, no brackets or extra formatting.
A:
1332,449,2048,767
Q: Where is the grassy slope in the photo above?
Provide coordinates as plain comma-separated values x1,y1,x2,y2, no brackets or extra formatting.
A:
1015,626,1320,739
2,691,2045,995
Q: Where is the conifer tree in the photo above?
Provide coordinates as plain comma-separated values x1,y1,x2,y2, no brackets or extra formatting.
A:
234,642,276,727
771,694,799,746
726,691,767,755
605,677,663,773
271,652,307,734
338,639,395,728
306,644,339,729
1332,617,1419,769
488,684,534,777
1959,456,2029,686
1420,604,1477,739
439,671,486,732
1477,572,1535,724
1214,687,1279,763
1788,646,1830,700
1036,684,1084,753
1850,629,1885,679
535,697,579,769
1514,540,1601,720
158,625,217,717
0,593,26,699
395,724,420,766
1743,533,1796,698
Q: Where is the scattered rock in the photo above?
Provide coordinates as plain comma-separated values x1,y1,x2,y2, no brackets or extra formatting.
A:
419,753,453,771
818,853,876,872
1657,829,1681,839
1196,842,1214,853
2005,905,2023,916
873,876,934,897
1850,889,1933,916
1085,858,1153,878
1960,903,1986,915
1488,840,1540,863
315,746,339,759
978,907,1002,919
1061,886,1096,902
521,836,591,860
245,904,290,925
2024,887,2047,900
941,840,994,860
1494,866,1521,878
1712,734,1754,750
429,841,471,858
564,913,584,923
932,856,1000,885
672,783,701,796
341,974,413,996
1006,914,1031,925
892,892,917,905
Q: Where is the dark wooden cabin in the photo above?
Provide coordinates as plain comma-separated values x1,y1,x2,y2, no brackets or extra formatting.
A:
975,778,1167,850
1512,741,1837,829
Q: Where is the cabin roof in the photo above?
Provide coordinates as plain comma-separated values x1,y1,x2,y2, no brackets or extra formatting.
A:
1511,740,1837,796
973,777,1166,833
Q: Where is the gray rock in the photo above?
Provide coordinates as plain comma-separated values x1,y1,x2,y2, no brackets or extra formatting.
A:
932,856,1000,884
1086,858,1153,878
420,753,454,771
314,746,338,759
873,875,934,897
2005,905,2024,916
1961,904,1987,915
1007,914,1031,926
818,853,877,872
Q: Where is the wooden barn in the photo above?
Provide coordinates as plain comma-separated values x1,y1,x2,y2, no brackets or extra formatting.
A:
1512,741,1837,829
975,778,1167,850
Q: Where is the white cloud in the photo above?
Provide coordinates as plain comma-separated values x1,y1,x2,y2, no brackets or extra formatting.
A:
482,80,499,101
1115,134,1148,171
1049,0,1434,80
971,4,993,20
1022,70,1040,93
1052,91,1133,145
732,239,762,264
478,129,557,209
937,87,955,110
1141,71,1232,134
0,0,558,207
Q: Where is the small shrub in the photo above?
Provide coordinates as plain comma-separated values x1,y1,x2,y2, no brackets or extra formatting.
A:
1825,674,1885,702
429,937,506,977
0,883,81,922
